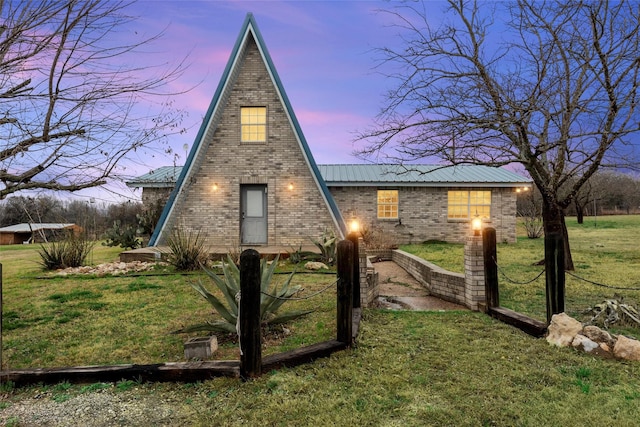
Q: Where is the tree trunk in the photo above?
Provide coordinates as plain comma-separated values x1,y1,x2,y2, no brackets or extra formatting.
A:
575,200,584,224
541,198,568,321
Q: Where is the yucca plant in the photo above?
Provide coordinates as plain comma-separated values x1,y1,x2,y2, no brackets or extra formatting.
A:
38,232,94,270
176,254,312,334
166,227,208,271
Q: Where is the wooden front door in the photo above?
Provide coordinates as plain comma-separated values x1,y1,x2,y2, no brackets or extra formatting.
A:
240,184,267,244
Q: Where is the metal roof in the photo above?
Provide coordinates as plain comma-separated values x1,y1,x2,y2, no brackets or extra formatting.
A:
128,164,531,189
126,166,182,188
318,164,531,188
0,223,77,233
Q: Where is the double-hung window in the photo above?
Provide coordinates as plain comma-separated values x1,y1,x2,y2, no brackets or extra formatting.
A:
447,190,491,219
377,190,399,219
241,107,266,143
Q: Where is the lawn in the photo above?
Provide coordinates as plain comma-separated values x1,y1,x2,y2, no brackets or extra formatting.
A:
402,215,640,336
1,219,640,425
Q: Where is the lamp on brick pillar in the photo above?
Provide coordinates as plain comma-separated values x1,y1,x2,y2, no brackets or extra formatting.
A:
471,215,482,236
464,213,485,311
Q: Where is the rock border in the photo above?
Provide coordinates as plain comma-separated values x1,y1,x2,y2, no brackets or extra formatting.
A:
547,313,640,361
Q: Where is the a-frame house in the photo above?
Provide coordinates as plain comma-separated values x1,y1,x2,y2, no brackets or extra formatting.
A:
149,13,345,248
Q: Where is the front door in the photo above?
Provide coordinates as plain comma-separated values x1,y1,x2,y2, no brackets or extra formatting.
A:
240,184,267,244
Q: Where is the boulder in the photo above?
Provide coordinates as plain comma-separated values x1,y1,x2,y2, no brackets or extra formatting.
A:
546,313,583,347
572,334,599,353
582,325,616,348
305,261,329,271
613,335,640,361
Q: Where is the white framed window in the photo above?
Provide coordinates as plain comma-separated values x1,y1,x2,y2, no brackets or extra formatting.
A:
448,190,491,219
377,189,398,219
241,106,266,143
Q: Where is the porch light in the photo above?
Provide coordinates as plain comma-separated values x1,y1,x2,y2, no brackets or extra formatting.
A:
471,216,482,236
288,182,294,191
212,183,219,192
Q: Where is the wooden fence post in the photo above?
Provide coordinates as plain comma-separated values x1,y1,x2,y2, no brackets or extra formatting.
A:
337,240,354,344
482,227,499,310
239,249,261,379
545,232,565,324
347,232,361,309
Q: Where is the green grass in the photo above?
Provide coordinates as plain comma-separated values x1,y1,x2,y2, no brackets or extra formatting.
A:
0,244,336,367
2,220,640,425
401,215,640,335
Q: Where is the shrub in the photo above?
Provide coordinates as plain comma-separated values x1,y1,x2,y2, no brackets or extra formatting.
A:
166,227,208,271
103,220,141,249
360,224,399,249
175,254,312,334
38,232,95,270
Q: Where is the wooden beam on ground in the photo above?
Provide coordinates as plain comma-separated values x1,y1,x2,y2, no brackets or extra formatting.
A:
1,361,240,387
488,307,548,338
262,340,348,371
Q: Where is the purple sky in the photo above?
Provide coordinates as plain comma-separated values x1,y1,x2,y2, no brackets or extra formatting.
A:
123,1,404,171
73,0,449,203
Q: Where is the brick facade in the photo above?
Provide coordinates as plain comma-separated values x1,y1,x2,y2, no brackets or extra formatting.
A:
329,186,517,244
158,37,339,247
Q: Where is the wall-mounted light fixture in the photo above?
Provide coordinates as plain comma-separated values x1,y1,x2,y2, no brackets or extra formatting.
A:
212,183,219,192
288,182,294,191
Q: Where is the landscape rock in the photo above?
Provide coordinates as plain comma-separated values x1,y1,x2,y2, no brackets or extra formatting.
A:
546,313,583,347
582,325,616,348
304,261,329,271
613,335,640,361
54,261,163,276
571,334,599,353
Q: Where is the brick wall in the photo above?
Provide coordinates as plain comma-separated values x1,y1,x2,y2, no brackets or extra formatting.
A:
391,246,485,310
329,186,517,244
158,36,339,247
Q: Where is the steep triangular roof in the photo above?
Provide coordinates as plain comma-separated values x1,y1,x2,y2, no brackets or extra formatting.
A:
149,13,345,246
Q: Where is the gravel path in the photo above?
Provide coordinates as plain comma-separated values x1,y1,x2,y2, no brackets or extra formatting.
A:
1,388,195,426
373,260,466,311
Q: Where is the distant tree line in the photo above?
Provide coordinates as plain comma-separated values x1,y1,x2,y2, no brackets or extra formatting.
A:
518,171,640,225
0,195,162,243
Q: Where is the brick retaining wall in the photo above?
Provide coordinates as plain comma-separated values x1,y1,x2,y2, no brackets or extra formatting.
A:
391,242,485,311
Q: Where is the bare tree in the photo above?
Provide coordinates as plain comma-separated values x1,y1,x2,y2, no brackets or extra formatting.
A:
0,0,186,199
359,0,640,270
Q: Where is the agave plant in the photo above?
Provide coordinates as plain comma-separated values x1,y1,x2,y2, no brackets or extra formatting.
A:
310,228,337,265
176,254,312,334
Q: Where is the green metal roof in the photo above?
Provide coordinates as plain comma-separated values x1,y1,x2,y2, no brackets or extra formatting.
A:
126,166,182,188
130,164,530,189
318,164,531,187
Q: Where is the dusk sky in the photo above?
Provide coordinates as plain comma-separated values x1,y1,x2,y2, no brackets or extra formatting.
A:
90,0,430,203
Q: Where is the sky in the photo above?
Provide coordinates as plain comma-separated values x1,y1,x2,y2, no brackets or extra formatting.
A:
80,0,417,204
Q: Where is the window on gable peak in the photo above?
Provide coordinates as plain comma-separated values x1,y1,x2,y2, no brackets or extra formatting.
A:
241,107,267,143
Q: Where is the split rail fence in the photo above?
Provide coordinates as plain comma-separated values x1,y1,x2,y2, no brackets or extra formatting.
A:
0,240,362,386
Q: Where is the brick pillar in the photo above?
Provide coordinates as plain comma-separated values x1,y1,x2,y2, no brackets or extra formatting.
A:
357,239,379,307
464,235,485,311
